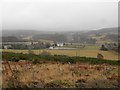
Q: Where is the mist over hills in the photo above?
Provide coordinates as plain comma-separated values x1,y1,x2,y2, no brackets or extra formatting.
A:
2,27,118,43
3,27,118,36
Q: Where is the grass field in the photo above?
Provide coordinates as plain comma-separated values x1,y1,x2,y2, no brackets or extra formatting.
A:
63,45,100,50
3,49,119,60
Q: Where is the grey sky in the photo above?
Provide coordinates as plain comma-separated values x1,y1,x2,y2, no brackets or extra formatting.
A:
2,0,118,31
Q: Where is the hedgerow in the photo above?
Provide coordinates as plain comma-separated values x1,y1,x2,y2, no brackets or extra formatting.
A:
2,52,119,65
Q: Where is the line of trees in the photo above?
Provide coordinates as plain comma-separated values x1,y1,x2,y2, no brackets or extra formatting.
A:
2,43,51,50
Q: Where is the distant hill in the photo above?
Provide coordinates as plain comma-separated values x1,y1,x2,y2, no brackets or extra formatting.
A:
33,34,67,42
80,27,118,36
2,27,118,43
74,27,118,43
2,30,71,37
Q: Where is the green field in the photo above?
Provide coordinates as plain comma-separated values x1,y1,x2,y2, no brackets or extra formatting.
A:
63,44,100,50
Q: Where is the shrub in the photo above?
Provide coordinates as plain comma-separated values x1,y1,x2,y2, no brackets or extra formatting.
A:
100,45,108,51
10,57,20,62
32,59,39,64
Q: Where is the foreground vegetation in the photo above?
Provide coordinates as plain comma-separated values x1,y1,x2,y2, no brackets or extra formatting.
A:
2,59,119,88
2,52,120,88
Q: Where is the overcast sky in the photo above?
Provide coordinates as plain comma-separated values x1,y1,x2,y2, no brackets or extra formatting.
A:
1,0,119,31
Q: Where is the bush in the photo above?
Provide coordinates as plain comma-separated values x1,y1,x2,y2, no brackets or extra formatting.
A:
32,59,39,64
100,45,108,51
10,57,20,62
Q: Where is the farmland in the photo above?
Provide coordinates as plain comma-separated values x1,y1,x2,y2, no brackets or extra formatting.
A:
1,43,119,88
2,49,119,60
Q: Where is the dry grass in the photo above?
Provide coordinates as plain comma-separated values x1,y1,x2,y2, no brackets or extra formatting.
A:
2,61,119,88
